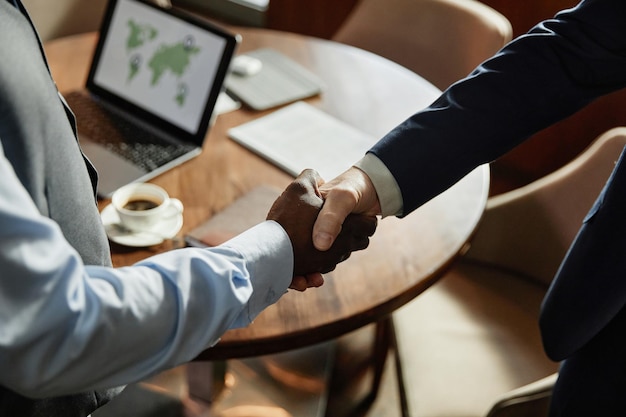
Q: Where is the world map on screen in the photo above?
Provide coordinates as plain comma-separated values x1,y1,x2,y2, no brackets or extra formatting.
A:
125,19,200,106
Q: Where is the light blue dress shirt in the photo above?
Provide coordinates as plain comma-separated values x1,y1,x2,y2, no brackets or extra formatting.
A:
0,143,292,398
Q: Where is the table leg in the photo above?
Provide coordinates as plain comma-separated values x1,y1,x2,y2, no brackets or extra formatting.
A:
391,316,410,417
370,316,393,399
323,317,396,417
187,361,227,403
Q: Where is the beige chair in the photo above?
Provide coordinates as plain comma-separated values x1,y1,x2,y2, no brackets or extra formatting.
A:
392,127,626,417
23,0,175,43
21,0,108,42
332,0,512,91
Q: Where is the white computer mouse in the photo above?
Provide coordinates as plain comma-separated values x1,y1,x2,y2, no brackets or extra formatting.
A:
231,55,263,77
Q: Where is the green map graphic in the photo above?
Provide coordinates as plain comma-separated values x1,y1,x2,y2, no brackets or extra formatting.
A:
148,43,200,85
125,19,200,106
126,20,158,50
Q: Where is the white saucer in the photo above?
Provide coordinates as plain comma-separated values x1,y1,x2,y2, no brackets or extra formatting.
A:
101,204,183,247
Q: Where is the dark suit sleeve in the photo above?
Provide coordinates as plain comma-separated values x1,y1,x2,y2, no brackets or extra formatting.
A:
369,0,626,215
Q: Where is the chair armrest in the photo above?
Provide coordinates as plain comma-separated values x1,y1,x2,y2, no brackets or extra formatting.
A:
485,373,557,417
466,127,626,287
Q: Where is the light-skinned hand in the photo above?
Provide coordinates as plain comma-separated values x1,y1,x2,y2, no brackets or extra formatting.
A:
313,166,382,251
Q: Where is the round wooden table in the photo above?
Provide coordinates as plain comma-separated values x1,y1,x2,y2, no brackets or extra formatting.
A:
44,27,489,362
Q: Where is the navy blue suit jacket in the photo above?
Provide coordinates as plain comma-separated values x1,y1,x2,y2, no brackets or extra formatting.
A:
368,0,626,361
541,147,626,360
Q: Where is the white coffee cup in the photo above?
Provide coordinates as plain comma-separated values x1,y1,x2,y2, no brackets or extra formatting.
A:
111,183,183,233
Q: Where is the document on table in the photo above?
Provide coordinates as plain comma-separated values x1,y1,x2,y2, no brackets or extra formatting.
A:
227,101,378,180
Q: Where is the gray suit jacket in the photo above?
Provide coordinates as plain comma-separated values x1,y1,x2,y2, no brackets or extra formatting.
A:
0,1,122,415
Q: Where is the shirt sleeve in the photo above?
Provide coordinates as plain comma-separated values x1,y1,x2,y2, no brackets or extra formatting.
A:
0,147,293,398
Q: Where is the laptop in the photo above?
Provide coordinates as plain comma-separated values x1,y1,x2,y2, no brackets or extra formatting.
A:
64,0,239,197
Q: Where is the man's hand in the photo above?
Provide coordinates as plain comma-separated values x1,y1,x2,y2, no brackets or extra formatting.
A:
312,166,382,251
267,169,377,289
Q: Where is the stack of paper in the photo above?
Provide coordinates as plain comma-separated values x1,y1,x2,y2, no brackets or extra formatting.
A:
228,101,378,180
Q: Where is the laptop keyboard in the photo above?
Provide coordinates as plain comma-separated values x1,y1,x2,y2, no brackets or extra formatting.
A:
64,91,197,172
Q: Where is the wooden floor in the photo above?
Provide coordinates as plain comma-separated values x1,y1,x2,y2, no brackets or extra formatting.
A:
92,324,401,417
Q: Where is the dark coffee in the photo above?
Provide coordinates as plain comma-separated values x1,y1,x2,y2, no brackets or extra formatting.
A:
123,198,160,211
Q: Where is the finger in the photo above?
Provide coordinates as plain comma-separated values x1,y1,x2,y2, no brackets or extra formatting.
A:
320,264,338,274
295,169,324,200
305,273,324,288
289,276,308,292
306,169,326,196
351,236,371,252
344,214,378,238
313,188,358,251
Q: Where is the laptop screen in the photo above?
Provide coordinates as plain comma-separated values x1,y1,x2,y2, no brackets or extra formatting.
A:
88,0,238,143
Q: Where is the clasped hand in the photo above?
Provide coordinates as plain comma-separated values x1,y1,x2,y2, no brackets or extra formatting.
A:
267,169,377,291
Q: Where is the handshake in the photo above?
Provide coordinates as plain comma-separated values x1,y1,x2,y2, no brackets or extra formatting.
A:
267,169,378,291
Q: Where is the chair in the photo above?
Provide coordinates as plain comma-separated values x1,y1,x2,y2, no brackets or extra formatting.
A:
392,127,626,417
21,0,108,42
332,0,512,91
23,0,175,43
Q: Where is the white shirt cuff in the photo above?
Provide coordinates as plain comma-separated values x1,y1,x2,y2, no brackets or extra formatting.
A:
354,153,404,217
219,220,293,326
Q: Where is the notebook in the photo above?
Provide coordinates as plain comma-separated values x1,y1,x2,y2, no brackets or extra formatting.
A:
184,185,281,248
64,0,239,197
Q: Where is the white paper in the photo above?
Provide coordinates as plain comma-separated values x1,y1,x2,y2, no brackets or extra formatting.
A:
228,101,377,180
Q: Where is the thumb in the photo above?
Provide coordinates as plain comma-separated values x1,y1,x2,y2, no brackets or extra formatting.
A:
313,189,357,251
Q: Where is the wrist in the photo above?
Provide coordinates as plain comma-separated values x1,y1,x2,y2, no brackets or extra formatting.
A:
351,166,382,216
354,154,402,217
